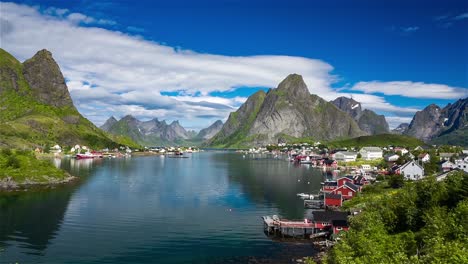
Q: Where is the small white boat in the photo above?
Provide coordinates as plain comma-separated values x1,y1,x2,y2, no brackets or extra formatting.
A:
296,193,313,199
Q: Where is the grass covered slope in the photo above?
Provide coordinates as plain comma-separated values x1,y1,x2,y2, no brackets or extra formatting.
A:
327,134,424,148
0,48,139,149
0,149,71,188
207,90,267,148
320,171,468,264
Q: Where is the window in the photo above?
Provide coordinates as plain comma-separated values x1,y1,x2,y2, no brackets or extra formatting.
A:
338,191,342,194
322,222,329,226
336,227,342,231
348,191,352,196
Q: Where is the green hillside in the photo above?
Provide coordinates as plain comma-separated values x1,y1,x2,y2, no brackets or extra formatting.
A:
0,48,139,149
327,134,424,148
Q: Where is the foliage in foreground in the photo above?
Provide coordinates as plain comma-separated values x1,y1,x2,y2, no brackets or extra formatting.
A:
0,149,67,184
322,171,468,264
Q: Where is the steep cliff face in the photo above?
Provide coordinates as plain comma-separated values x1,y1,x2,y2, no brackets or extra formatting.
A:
0,48,137,148
405,104,445,142
208,74,364,147
22,49,75,108
197,120,223,140
207,90,266,147
404,98,468,146
331,97,389,135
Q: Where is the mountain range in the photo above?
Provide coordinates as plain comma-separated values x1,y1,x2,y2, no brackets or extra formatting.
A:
207,74,467,148
0,48,137,149
331,97,389,135
1,48,465,149
100,116,223,146
402,99,467,146
207,74,366,148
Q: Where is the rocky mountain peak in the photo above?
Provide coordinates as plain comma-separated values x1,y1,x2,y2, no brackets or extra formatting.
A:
197,120,224,140
392,123,409,134
276,74,310,98
100,116,118,131
122,115,137,121
332,96,362,119
331,96,388,135
22,49,75,108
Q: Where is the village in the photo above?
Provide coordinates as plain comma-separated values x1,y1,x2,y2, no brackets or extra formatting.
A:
259,142,468,249
32,144,201,159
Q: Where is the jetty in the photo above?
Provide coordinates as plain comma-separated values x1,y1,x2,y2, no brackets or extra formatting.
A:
262,215,314,238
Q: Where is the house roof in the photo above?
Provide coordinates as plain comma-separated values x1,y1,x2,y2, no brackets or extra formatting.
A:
313,211,348,222
324,159,336,165
335,151,358,156
440,153,455,157
323,181,338,187
325,193,342,200
360,147,382,152
385,153,399,158
331,219,349,227
344,181,359,192
400,161,423,171
418,153,429,158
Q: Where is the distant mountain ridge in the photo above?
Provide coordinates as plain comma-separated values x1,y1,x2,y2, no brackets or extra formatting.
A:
331,96,389,135
207,74,365,148
0,48,137,148
101,116,222,146
392,123,409,134
404,98,468,146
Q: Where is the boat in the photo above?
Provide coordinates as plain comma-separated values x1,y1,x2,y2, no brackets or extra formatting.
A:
76,151,103,159
297,193,314,199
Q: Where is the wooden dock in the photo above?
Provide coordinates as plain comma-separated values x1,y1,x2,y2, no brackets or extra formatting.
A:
262,215,315,238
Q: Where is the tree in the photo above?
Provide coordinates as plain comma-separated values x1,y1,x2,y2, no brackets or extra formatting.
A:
388,174,405,188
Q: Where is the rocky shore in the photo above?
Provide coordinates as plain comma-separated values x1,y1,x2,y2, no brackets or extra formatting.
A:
0,173,78,191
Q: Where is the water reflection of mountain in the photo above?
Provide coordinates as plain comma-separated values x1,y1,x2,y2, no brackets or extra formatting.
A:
0,158,102,256
214,153,327,218
0,189,73,253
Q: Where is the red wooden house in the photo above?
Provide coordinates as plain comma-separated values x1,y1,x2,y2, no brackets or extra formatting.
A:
332,219,349,235
337,177,353,187
322,180,338,192
324,192,342,207
331,181,360,200
312,211,348,231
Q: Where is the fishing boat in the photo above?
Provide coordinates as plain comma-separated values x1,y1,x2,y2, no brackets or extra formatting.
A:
76,151,103,159
296,193,315,199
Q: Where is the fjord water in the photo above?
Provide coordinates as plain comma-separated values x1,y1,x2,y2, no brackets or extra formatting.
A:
0,152,327,263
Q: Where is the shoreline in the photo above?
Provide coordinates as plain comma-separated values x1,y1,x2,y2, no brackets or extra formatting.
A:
0,172,79,192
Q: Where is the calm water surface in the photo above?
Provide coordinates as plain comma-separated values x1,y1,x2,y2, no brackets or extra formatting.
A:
0,152,331,263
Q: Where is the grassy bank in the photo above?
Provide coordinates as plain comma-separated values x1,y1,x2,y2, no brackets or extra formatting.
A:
0,149,72,189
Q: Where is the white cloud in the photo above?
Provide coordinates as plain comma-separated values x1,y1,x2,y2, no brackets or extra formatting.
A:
454,12,468,20
402,26,419,33
350,81,468,99
385,116,413,129
0,2,463,130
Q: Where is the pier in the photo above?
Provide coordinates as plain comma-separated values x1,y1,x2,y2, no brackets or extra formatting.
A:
262,215,315,238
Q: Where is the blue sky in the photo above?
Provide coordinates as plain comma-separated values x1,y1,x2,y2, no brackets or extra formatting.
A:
1,0,467,129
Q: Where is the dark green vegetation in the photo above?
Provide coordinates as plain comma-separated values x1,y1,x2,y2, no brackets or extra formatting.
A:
206,90,267,148
430,126,468,147
0,149,68,186
322,171,468,264
327,134,424,148
0,48,138,149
